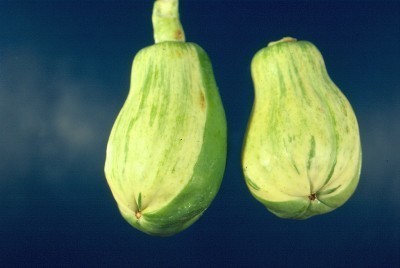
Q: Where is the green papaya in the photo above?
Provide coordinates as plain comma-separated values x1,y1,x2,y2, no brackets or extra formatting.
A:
242,37,361,219
104,0,226,236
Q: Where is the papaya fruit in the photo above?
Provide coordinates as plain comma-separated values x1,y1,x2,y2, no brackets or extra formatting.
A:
242,37,361,219
104,0,226,236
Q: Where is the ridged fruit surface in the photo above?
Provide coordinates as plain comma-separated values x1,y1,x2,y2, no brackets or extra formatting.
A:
104,41,226,236
242,37,361,219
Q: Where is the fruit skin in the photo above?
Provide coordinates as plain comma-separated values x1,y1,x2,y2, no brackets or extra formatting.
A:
104,41,227,236
242,37,362,219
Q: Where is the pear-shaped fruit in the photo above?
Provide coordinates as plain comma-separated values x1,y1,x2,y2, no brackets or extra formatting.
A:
242,37,361,219
104,0,226,236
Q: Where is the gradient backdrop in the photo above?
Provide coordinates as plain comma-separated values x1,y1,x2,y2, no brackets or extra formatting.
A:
1,1,399,267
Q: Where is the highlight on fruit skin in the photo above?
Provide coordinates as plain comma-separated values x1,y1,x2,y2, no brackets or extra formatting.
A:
104,0,227,236
242,37,362,219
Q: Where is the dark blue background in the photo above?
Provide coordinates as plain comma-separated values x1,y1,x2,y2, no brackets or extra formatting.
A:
1,1,399,267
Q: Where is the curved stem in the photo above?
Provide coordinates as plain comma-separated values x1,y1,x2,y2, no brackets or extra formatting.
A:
268,37,297,47
152,0,186,43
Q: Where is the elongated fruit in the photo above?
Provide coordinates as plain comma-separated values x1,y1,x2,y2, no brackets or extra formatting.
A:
104,0,226,236
242,37,361,219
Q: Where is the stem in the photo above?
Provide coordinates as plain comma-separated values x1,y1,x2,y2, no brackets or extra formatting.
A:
152,0,186,43
268,37,297,47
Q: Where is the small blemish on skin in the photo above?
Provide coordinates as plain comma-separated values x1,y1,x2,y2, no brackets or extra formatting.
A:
200,91,206,111
175,30,183,40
